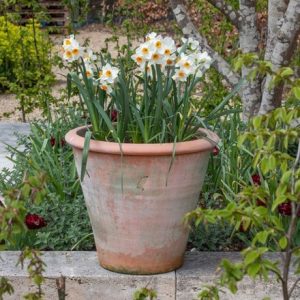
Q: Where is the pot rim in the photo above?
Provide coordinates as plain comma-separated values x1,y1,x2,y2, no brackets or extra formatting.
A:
65,126,220,156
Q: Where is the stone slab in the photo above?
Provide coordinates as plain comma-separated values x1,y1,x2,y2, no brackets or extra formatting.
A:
0,122,30,171
1,251,299,300
0,251,175,300
177,251,300,300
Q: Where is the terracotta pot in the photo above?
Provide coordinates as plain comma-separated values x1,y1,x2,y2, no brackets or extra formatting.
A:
65,126,219,274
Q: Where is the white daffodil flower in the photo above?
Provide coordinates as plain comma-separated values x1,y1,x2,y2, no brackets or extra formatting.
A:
99,81,112,94
139,63,154,78
162,37,176,57
62,35,82,62
100,81,112,94
176,54,195,75
195,52,212,69
63,49,73,62
152,37,165,54
100,63,119,84
163,53,177,67
85,64,94,78
172,68,188,82
131,53,145,66
146,32,157,41
84,48,97,62
150,52,164,65
136,42,154,60
188,38,200,50
63,34,75,49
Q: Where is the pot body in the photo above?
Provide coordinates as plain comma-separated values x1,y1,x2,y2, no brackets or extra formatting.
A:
66,127,218,274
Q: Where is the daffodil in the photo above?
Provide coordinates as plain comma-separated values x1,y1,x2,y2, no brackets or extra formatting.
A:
100,63,119,84
85,64,94,78
145,32,157,41
63,49,73,61
172,69,188,82
193,52,212,69
176,54,195,75
63,34,75,49
63,35,82,62
162,37,176,56
152,37,164,54
84,48,97,62
136,42,154,60
99,82,112,94
150,52,163,65
131,53,145,66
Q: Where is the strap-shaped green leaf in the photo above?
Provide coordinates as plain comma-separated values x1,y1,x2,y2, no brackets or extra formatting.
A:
81,130,92,182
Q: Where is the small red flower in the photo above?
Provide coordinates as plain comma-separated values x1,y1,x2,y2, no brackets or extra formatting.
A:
278,202,292,216
251,174,261,186
25,214,47,230
212,146,219,156
60,138,66,147
111,110,118,122
50,136,56,147
256,198,267,207
278,202,300,217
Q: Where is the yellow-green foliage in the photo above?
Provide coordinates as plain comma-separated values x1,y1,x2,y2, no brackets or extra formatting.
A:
0,16,53,91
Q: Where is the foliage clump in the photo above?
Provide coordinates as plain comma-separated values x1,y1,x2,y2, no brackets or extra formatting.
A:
0,16,55,119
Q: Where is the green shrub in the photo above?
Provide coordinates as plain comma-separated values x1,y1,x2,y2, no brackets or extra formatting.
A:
0,16,55,119
0,16,53,89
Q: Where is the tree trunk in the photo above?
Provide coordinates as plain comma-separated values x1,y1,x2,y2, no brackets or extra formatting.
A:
170,0,300,120
238,0,261,121
259,0,300,114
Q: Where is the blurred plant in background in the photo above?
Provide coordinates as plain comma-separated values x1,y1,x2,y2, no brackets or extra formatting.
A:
0,0,56,122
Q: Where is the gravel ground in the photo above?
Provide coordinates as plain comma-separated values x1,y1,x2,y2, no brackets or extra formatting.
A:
0,25,140,122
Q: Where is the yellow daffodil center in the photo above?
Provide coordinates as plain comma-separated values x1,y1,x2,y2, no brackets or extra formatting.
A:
105,70,112,77
164,49,171,55
155,41,162,48
65,39,71,45
152,53,160,61
65,50,72,58
178,70,185,78
136,56,143,63
183,62,191,68
101,85,108,91
72,48,79,55
86,71,92,77
142,47,149,55
166,59,173,65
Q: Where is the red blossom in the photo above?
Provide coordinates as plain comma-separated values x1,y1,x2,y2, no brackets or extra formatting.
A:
251,174,261,185
212,146,219,156
25,214,47,230
256,198,267,207
50,136,56,147
278,202,292,216
111,110,118,122
50,136,66,148
60,138,66,147
278,202,300,217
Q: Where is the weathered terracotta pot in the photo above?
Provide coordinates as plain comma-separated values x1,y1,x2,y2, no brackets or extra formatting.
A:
65,126,219,274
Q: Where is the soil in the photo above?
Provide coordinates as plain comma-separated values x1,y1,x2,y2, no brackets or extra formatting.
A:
0,24,141,123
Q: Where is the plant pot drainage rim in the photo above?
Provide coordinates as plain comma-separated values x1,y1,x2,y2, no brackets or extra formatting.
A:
65,126,220,156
